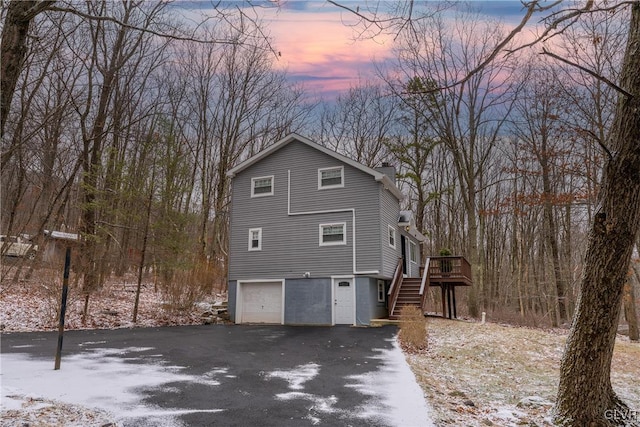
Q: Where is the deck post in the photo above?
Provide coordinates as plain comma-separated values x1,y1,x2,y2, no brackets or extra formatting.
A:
441,284,446,318
446,285,453,319
452,286,457,319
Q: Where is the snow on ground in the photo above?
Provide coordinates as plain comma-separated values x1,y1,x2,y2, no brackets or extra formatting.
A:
1,346,226,427
0,272,222,333
2,339,433,427
407,317,640,427
346,339,434,427
263,345,434,427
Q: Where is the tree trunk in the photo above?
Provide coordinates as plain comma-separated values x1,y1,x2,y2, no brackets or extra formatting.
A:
555,3,640,425
0,0,54,137
625,273,639,342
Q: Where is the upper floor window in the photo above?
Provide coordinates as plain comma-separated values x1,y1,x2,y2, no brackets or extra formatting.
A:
318,166,344,189
248,228,262,251
388,226,396,249
251,175,274,197
319,222,346,246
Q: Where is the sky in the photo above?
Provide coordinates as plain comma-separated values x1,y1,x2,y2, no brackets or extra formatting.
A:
176,1,535,100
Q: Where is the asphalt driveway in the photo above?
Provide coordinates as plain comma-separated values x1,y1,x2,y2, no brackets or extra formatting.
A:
1,325,433,426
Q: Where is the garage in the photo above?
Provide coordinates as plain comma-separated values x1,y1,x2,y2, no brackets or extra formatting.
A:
238,281,283,324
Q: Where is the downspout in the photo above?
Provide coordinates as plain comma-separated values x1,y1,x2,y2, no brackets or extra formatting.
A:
287,170,379,276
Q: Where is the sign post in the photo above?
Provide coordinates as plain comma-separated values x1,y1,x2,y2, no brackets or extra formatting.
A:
54,247,71,370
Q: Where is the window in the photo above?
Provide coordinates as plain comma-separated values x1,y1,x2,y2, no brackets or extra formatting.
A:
248,228,262,251
319,223,346,246
388,226,396,249
377,280,386,303
251,175,274,197
318,166,344,189
410,241,418,263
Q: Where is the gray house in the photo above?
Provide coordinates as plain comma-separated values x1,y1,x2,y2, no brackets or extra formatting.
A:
226,134,425,326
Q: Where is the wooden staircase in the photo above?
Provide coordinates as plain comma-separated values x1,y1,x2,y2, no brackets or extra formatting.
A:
389,277,422,320
386,255,473,320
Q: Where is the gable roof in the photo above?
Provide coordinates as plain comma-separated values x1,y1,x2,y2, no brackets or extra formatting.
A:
227,133,404,200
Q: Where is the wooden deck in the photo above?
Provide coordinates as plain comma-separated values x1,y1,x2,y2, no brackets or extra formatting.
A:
388,256,472,320
425,256,473,287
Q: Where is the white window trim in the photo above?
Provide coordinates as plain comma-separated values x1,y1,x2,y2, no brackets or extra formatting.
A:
409,241,418,264
251,175,274,198
388,225,396,249
319,222,347,246
318,166,344,190
248,228,262,251
377,280,386,303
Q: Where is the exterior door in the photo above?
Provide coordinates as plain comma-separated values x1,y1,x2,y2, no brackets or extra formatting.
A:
333,278,354,325
239,281,283,324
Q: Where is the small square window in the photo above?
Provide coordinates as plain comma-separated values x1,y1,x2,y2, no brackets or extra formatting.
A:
251,176,274,197
318,166,344,189
388,226,396,249
319,223,346,246
248,228,262,251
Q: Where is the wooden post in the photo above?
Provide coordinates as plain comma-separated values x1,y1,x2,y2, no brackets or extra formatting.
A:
441,284,446,318
447,285,453,319
54,247,71,370
452,286,457,319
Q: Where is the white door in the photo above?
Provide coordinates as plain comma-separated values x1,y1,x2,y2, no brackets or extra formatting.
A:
239,281,283,324
333,278,354,325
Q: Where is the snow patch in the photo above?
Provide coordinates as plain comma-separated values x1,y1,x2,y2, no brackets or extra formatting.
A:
264,362,320,390
346,337,434,427
1,348,225,425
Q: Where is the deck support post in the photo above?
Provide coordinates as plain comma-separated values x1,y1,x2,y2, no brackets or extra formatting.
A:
452,286,457,319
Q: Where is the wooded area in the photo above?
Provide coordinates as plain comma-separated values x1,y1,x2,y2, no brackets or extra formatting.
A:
3,0,636,327
2,1,640,425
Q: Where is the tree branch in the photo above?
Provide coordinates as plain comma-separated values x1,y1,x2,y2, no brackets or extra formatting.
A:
541,47,632,99
46,5,245,45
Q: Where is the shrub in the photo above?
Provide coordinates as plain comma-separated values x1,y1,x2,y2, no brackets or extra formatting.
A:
398,305,429,353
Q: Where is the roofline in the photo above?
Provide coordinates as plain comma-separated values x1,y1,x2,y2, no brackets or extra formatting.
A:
227,133,404,200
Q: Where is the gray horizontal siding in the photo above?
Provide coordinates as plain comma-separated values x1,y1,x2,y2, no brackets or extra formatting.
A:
380,187,401,278
229,139,385,280
355,277,388,325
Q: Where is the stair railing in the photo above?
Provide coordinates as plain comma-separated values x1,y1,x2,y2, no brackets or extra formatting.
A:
387,258,404,317
419,256,431,313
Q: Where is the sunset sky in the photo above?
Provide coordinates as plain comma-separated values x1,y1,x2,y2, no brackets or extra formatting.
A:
179,1,533,100
260,1,533,99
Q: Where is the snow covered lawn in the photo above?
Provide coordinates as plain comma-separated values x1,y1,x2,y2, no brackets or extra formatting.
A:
407,317,640,426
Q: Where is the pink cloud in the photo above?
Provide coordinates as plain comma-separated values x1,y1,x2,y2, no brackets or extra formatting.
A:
262,7,394,98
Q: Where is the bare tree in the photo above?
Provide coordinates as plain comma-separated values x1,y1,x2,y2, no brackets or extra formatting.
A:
391,10,520,315
332,1,639,423
319,79,398,167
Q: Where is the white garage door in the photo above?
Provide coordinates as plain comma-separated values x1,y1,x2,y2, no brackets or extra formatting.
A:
239,281,283,324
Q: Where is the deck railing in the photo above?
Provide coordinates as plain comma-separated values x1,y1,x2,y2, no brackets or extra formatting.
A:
427,256,473,285
418,256,431,313
387,258,404,316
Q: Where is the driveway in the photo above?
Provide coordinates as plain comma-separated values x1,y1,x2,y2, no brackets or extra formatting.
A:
1,325,433,426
